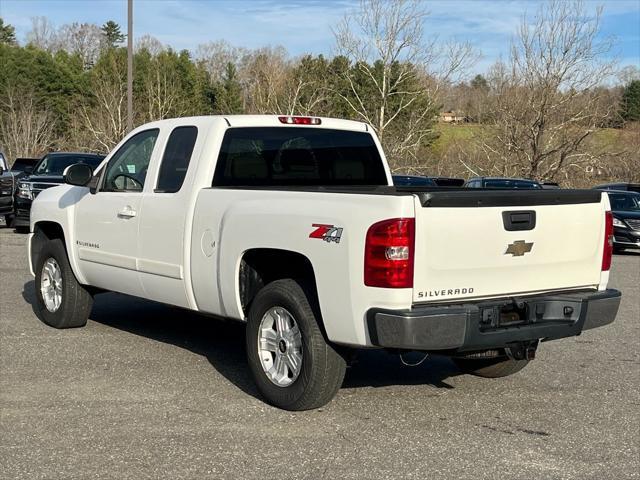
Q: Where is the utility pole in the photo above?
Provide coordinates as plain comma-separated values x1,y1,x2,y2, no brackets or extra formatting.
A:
127,0,133,132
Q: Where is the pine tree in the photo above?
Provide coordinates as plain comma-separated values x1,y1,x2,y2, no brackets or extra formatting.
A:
101,20,125,49
470,74,488,91
0,18,17,45
620,80,640,123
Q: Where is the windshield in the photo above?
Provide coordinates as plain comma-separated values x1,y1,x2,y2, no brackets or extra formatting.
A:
35,154,103,175
484,179,542,189
609,193,640,211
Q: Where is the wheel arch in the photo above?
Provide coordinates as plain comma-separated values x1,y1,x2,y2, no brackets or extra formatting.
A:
31,221,85,284
238,248,321,320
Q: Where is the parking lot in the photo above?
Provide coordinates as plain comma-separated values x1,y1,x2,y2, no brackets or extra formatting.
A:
0,226,638,480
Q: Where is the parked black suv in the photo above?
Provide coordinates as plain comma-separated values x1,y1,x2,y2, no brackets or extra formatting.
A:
392,175,437,187
392,175,466,187
594,182,640,193
14,152,104,230
465,177,543,189
600,190,640,252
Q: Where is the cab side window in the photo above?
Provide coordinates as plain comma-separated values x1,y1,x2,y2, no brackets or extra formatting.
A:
102,129,159,192
156,126,198,193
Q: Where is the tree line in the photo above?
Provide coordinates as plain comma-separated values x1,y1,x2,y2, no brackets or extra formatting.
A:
0,0,638,186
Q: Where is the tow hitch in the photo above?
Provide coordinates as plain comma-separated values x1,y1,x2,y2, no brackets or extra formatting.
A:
506,341,539,361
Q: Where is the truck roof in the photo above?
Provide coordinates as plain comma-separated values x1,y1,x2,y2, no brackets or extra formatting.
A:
136,115,370,132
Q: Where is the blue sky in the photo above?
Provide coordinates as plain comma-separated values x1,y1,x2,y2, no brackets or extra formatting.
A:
1,0,639,72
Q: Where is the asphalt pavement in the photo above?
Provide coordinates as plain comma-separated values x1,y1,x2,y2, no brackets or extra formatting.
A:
1,227,638,480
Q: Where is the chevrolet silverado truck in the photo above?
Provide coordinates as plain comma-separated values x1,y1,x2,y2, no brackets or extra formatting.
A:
27,115,621,410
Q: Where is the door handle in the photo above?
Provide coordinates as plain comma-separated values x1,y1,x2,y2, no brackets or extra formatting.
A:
502,210,536,231
117,206,137,218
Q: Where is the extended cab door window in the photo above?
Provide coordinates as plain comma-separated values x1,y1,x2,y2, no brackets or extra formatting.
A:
155,126,198,193
102,129,159,192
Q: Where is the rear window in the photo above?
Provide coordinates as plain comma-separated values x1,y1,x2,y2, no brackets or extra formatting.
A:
212,127,388,187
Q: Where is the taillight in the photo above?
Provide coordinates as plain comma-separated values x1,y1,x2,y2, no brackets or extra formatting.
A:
278,116,321,125
364,218,415,288
602,211,613,271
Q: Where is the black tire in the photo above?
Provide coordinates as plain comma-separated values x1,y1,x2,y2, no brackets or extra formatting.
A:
246,279,346,411
34,236,93,328
15,225,29,234
453,352,529,378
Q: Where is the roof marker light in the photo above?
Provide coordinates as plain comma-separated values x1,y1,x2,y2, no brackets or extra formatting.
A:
278,116,322,125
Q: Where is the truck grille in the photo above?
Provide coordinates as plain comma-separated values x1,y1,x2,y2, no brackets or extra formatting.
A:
26,182,61,199
626,219,640,231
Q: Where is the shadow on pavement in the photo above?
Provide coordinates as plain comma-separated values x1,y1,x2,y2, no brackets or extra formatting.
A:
22,281,460,398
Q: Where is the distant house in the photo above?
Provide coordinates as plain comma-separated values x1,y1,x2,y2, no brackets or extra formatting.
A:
439,111,466,123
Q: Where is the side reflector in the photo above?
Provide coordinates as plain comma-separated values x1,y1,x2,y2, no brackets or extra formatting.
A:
364,218,415,288
602,211,613,271
278,116,321,125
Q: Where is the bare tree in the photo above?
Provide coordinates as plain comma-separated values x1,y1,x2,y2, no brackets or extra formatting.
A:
479,0,617,180
26,16,58,51
136,34,165,56
333,0,475,170
239,46,294,114
141,52,192,121
0,85,55,159
196,40,246,83
78,52,128,151
57,22,103,68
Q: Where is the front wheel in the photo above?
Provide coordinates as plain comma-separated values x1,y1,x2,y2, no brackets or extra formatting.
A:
246,279,346,411
34,236,93,328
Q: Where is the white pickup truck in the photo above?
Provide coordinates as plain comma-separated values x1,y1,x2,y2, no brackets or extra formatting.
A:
28,115,621,410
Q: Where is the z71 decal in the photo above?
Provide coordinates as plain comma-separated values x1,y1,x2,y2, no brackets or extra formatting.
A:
309,224,343,244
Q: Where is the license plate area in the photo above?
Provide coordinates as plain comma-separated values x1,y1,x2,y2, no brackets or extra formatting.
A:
478,297,582,332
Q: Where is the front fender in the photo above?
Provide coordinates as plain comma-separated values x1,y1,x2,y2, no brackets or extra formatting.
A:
30,185,89,285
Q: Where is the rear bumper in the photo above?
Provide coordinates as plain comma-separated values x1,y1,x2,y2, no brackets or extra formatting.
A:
367,289,621,353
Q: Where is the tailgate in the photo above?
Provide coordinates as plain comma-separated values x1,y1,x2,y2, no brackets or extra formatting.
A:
412,190,606,303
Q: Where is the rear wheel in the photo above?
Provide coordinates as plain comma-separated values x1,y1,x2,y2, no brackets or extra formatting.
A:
453,350,529,378
246,279,346,411
34,237,93,328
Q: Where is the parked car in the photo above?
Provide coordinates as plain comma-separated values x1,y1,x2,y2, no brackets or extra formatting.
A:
465,177,543,189
600,190,640,252
427,176,465,187
14,152,105,230
27,115,620,410
594,182,640,193
11,157,39,177
392,175,436,186
0,153,15,226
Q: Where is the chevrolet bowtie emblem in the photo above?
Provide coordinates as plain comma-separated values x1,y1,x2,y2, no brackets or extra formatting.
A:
505,240,533,257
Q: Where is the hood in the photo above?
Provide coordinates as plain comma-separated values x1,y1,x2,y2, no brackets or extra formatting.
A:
20,174,64,184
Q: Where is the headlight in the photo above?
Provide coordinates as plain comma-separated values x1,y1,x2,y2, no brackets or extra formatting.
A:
17,183,32,200
612,217,626,228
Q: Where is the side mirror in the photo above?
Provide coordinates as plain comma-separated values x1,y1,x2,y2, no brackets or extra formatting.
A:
64,163,94,187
